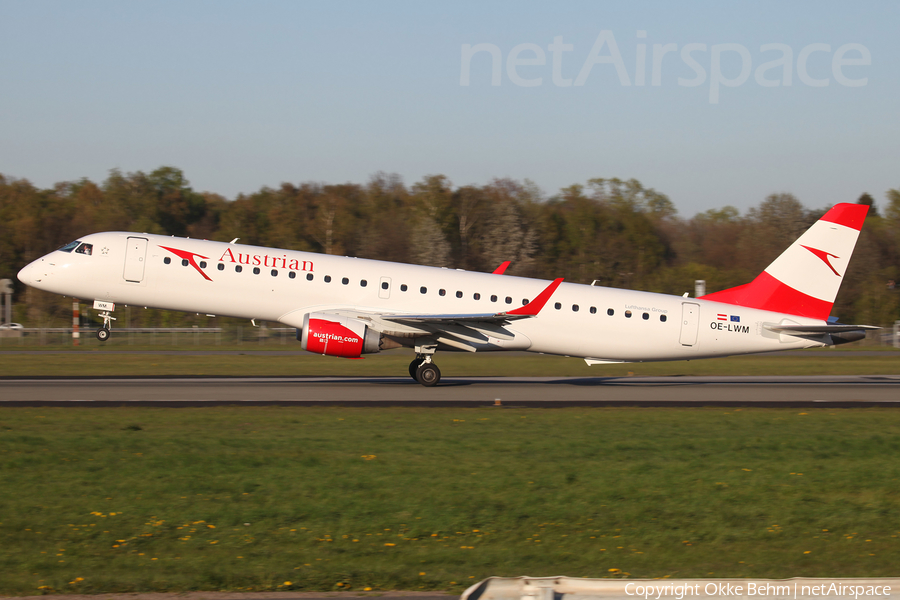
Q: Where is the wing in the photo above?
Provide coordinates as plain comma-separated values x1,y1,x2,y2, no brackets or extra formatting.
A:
492,261,511,274
381,277,563,324
281,278,564,352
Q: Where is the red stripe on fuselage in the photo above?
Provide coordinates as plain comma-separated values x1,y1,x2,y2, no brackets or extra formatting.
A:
699,271,832,320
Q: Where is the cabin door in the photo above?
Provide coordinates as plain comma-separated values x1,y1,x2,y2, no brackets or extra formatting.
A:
679,302,700,346
123,237,148,283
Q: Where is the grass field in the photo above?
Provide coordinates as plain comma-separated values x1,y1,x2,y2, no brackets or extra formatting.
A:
1,346,899,377
1,406,899,595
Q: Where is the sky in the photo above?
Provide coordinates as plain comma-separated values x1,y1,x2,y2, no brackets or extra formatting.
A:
1,0,897,217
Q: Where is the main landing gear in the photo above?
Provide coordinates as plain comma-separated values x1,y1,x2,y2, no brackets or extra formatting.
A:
408,348,441,387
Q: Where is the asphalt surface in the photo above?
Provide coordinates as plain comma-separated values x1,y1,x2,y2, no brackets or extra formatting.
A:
0,350,896,356
1,375,899,407
3,594,453,600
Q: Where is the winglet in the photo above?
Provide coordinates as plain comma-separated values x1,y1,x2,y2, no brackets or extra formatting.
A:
493,261,511,274
507,278,564,316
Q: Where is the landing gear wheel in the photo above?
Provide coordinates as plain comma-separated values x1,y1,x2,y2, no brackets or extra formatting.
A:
409,358,425,381
97,327,110,342
416,362,441,387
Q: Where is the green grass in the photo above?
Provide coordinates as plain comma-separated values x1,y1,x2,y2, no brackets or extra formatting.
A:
0,347,899,377
1,407,899,595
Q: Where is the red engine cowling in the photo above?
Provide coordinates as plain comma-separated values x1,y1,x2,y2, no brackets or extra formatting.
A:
300,313,382,358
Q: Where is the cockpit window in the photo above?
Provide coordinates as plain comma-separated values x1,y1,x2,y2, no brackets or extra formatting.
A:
58,240,81,253
75,243,93,256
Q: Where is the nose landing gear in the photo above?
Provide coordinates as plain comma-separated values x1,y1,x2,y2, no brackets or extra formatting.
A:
96,308,116,342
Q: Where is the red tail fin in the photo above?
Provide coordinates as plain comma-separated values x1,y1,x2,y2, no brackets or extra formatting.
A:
698,203,867,320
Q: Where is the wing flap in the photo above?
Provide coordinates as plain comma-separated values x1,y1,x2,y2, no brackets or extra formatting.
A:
382,312,531,324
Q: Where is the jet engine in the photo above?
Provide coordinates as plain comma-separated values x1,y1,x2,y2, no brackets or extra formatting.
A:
299,312,384,358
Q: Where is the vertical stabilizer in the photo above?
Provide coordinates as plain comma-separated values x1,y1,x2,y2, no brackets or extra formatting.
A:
699,203,868,320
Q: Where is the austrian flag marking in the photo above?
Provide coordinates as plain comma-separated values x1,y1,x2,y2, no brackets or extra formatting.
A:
710,312,747,333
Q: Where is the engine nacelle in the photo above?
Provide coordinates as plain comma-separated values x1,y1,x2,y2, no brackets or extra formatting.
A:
300,313,383,358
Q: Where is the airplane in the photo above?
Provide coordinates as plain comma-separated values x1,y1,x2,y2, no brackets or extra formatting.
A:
17,202,877,386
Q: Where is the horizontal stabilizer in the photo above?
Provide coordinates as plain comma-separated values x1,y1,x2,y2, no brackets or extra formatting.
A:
764,324,880,334
765,323,879,346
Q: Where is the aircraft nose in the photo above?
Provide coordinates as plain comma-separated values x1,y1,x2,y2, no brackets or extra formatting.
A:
17,263,33,285
17,259,44,286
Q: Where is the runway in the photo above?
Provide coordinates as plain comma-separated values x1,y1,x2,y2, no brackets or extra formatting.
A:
1,375,899,407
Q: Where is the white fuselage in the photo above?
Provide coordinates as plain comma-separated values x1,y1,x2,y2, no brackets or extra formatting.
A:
17,232,828,362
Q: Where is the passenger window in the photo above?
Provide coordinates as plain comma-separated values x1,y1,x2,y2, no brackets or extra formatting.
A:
217,263,224,271
164,257,171,265
420,286,427,294
505,297,512,304
625,310,632,318
522,299,528,305
306,273,313,281
235,265,243,273
381,282,389,290
554,302,561,310
271,269,278,277
200,261,207,268
660,314,667,322
360,280,367,287
401,284,408,292
289,271,296,279
607,308,614,316
75,243,93,255
590,307,597,314
490,295,498,302
342,277,349,285
182,259,189,267
253,267,260,275
456,291,463,298
642,312,649,320
474,293,481,300
572,304,579,312
324,275,332,283
439,289,446,296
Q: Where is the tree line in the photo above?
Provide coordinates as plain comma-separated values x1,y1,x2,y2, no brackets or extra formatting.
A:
2,167,898,327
